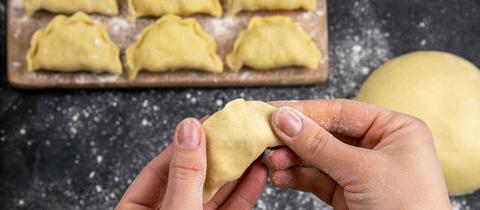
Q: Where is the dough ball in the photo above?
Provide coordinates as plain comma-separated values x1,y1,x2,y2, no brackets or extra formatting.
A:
357,51,480,195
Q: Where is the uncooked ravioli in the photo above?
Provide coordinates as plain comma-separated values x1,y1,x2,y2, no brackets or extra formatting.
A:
226,0,317,16
202,99,283,203
126,15,223,80
23,0,119,16
128,0,222,20
226,16,321,72
357,51,480,195
27,12,122,74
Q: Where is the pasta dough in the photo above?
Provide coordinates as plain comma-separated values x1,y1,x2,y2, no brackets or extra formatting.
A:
128,0,222,20
27,12,122,74
226,16,321,72
202,99,283,203
126,15,223,80
357,51,480,195
226,0,317,16
23,0,119,16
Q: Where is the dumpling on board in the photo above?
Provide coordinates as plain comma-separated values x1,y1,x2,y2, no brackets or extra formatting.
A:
128,0,222,20
27,12,122,75
226,0,317,16
126,15,223,80
23,0,119,16
226,16,321,72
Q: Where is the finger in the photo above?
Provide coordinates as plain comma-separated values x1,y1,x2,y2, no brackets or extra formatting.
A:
270,166,336,204
204,180,240,210
271,100,422,150
116,145,173,210
200,115,210,123
205,158,264,209
271,107,372,185
331,187,348,210
219,162,268,210
270,99,385,139
161,118,207,210
267,147,310,170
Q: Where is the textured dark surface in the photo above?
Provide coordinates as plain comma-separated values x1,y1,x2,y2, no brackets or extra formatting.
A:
1,0,479,209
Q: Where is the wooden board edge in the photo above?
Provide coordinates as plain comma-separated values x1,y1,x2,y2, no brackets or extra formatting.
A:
7,0,330,90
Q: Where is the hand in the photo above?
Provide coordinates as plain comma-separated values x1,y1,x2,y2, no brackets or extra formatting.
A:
268,99,451,210
116,118,268,210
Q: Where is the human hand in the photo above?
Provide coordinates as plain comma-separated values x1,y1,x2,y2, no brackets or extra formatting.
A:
268,99,451,210
116,118,268,210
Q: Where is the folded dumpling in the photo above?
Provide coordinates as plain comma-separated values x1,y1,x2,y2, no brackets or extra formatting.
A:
27,12,122,75
226,16,321,72
126,15,223,80
23,0,119,16
128,0,222,20
226,0,317,16
202,99,283,203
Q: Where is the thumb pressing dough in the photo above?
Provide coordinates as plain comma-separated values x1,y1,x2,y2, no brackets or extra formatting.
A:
357,51,480,195
202,99,283,203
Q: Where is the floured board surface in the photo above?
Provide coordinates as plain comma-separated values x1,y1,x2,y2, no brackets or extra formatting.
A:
8,0,329,89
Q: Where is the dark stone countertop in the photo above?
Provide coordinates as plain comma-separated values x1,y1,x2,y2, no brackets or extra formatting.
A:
1,0,479,209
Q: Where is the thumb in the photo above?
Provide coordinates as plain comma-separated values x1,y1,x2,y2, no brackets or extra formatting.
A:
271,107,369,184
161,118,206,210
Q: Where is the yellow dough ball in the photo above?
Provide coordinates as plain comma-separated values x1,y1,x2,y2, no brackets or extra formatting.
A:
357,51,480,195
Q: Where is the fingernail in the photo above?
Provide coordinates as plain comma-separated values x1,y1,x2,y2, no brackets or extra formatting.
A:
177,119,201,148
275,107,303,137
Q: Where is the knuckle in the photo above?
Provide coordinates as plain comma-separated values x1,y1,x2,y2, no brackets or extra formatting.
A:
170,157,204,181
409,116,429,130
396,112,429,130
304,129,332,162
206,199,222,209
231,193,254,209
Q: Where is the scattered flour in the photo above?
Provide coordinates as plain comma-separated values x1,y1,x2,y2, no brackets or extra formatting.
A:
209,16,242,36
451,197,471,210
17,15,28,23
325,0,392,98
107,17,132,32
11,0,23,9
12,62,21,68
14,28,22,38
74,75,120,84
215,99,223,106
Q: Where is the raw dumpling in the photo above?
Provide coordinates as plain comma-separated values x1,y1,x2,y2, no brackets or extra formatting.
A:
226,0,317,16
126,15,223,80
23,0,119,16
226,16,321,72
202,99,283,203
27,12,122,75
128,0,222,20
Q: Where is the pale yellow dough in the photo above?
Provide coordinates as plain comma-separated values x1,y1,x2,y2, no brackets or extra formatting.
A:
23,0,118,16
226,0,317,16
126,15,223,80
27,12,122,75
202,99,283,203
357,51,480,195
128,0,222,20
226,16,321,72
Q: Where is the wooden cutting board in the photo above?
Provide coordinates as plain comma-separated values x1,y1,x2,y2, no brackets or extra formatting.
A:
8,0,329,89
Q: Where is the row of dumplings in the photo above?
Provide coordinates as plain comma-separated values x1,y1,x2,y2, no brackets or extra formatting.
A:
24,0,317,19
27,12,322,80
